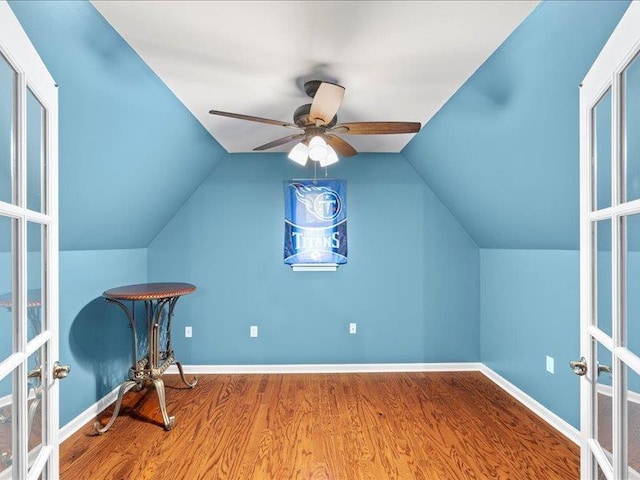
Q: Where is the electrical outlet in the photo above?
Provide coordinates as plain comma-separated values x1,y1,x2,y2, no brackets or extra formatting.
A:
185,326,192,338
349,323,357,335
546,355,554,374
250,325,258,338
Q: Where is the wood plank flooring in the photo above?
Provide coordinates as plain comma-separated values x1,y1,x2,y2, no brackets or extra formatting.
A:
61,372,579,479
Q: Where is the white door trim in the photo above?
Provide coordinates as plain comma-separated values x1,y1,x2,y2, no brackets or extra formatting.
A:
580,3,640,479
0,2,59,478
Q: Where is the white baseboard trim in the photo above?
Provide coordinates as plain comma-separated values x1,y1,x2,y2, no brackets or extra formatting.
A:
58,362,580,448
58,384,121,443
597,383,640,405
164,362,483,375
480,365,581,445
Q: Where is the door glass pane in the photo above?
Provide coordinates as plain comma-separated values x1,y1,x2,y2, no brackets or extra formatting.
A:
597,219,613,336
26,89,44,213
0,54,15,205
598,464,609,480
36,463,47,480
27,222,42,341
0,216,13,363
596,342,614,458
595,89,612,210
624,53,640,202
627,366,640,476
0,371,13,475
627,214,640,357
26,346,44,471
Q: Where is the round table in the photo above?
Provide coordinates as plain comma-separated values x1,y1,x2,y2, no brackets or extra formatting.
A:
95,282,197,433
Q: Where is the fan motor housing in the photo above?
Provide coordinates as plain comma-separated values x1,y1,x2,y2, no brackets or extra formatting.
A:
293,103,337,128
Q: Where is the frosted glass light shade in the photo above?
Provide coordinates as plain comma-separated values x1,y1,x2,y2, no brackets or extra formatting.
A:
320,146,339,167
288,142,309,166
308,136,328,161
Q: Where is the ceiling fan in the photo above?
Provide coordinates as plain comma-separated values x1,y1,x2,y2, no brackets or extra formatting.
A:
209,80,421,167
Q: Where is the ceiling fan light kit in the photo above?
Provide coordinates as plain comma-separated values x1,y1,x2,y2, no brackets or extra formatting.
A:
209,80,421,167
308,136,328,161
320,148,339,167
288,142,309,166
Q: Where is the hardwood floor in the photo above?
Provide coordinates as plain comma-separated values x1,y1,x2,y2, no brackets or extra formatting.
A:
61,372,579,479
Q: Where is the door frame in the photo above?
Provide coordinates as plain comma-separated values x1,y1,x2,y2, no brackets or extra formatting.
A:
0,2,59,479
580,2,640,479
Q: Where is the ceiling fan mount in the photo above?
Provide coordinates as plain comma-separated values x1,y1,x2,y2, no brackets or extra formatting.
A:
302,79,323,98
209,79,421,163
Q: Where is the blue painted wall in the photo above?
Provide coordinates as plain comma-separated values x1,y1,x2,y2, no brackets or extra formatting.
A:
0,56,13,205
6,0,634,436
480,249,580,428
403,0,630,249
148,153,480,365
0,248,13,399
5,0,227,427
402,0,631,434
9,0,227,250
59,248,147,426
481,247,640,429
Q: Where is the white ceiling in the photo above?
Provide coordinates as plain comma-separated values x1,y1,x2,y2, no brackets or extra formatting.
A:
92,1,538,154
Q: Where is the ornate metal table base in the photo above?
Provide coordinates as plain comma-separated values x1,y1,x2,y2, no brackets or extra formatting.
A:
0,290,43,465
0,381,42,468
94,283,197,433
94,359,196,434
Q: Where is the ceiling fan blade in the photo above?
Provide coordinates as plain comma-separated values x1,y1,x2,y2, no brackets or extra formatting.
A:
326,135,357,158
331,121,421,135
253,133,305,151
209,110,300,130
310,82,345,126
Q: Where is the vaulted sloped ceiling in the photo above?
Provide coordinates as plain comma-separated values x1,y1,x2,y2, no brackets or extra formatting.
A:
403,0,631,250
7,1,633,251
9,0,228,250
91,0,538,155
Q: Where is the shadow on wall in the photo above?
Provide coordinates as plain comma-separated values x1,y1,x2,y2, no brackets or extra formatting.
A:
69,297,132,401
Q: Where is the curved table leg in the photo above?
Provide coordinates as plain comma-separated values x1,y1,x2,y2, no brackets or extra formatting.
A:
0,408,10,424
152,378,175,430
175,361,197,388
94,380,138,434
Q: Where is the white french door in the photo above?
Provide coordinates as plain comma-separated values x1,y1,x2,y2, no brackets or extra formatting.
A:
0,2,60,480
580,2,640,479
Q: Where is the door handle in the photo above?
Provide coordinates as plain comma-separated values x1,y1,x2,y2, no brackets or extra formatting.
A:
570,357,588,376
53,361,70,380
598,363,612,376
